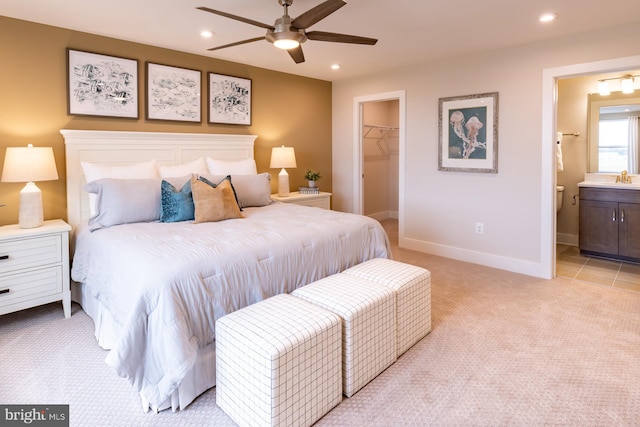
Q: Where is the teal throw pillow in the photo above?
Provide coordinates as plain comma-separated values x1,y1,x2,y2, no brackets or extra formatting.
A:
160,179,195,222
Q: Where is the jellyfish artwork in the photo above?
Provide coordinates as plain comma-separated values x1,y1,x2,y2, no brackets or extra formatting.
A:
449,110,486,159
449,111,466,141
463,116,486,158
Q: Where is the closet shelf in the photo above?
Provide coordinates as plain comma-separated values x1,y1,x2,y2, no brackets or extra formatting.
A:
363,124,399,160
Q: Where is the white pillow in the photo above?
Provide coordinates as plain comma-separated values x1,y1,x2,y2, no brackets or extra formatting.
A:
81,160,158,216
206,157,257,175
158,157,209,178
85,178,161,231
201,173,272,208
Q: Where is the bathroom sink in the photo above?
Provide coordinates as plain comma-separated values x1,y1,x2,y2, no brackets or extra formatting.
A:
578,173,640,189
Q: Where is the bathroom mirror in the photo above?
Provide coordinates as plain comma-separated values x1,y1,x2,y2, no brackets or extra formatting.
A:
588,92,640,173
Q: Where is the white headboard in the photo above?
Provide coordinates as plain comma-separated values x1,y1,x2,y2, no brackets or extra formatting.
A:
61,129,257,234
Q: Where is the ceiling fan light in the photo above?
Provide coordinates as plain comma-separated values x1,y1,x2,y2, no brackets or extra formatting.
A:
274,39,300,50
267,30,307,50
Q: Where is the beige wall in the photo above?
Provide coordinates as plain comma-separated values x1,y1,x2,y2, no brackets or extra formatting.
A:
0,16,332,226
332,23,640,278
556,76,592,242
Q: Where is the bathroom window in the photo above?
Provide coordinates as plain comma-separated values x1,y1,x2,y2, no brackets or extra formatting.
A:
598,119,629,172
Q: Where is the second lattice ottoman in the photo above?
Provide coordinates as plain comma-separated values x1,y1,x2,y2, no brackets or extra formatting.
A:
292,274,396,397
216,293,342,427
343,258,431,357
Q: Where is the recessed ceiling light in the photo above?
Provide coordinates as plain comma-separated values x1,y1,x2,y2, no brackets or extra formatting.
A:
201,30,213,38
331,64,341,70
539,13,556,23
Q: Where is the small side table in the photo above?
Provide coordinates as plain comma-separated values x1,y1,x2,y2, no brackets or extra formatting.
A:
0,219,72,318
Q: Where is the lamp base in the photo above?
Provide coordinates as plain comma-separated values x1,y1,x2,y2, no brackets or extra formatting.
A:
277,168,290,197
19,182,44,228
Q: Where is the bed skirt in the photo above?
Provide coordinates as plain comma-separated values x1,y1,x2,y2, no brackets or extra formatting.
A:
71,282,216,412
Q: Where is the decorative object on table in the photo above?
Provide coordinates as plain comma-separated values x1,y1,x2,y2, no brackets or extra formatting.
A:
1,144,59,228
146,62,201,122
208,72,251,125
197,0,377,64
438,92,498,173
67,48,138,118
270,146,297,197
304,169,321,188
298,186,320,195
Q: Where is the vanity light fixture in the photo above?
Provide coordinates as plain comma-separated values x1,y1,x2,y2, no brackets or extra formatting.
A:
597,80,610,96
621,75,635,94
597,74,639,96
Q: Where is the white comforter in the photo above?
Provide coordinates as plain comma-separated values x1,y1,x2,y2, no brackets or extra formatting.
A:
71,202,390,408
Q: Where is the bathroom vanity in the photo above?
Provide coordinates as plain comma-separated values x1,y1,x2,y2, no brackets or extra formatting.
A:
579,177,640,262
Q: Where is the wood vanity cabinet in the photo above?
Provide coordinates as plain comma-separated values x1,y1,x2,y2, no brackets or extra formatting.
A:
579,187,640,261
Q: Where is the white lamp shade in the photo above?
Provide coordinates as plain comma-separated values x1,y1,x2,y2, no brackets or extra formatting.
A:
2,145,58,228
2,145,59,183
270,146,297,169
270,146,296,197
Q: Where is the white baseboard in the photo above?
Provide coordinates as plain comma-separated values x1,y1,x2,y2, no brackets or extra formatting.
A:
399,236,546,279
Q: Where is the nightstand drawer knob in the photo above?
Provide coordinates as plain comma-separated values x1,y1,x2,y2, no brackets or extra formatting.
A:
0,255,8,261
0,288,9,295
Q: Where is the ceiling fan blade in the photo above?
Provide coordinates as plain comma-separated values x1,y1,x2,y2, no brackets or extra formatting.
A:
291,0,346,29
197,6,274,30
207,37,266,51
306,31,378,45
288,46,305,64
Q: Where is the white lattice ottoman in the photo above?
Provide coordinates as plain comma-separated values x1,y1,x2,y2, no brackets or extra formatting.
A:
215,294,342,427
343,258,431,357
291,274,396,397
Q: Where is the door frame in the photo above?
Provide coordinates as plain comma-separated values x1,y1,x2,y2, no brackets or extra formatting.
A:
542,54,640,278
353,90,406,232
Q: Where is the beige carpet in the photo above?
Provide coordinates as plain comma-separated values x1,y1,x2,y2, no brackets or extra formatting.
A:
2,220,640,426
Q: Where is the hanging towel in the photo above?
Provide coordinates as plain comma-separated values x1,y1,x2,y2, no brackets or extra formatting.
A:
556,132,564,172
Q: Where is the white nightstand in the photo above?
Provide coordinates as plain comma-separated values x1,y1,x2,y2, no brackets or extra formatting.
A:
271,191,332,210
0,219,72,318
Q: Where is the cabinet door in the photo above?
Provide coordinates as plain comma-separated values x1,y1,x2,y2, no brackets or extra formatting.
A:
618,203,640,259
579,200,619,254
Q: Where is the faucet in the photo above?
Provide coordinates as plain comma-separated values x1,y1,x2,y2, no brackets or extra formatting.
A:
616,170,632,184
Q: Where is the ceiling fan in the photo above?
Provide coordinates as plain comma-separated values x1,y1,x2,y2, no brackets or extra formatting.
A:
197,0,378,64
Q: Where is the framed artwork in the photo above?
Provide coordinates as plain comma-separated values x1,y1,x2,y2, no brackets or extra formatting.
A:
438,92,498,173
146,62,201,122
208,73,252,125
67,49,138,118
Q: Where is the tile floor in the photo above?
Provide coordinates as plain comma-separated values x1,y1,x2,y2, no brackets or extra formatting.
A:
556,244,640,292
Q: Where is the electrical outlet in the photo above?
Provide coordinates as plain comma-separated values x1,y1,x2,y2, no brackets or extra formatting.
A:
475,222,484,234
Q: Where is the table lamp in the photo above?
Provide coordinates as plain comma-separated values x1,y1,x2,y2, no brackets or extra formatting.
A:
270,146,297,197
1,144,59,228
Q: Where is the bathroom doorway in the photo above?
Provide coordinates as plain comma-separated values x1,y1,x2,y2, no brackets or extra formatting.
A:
545,55,640,281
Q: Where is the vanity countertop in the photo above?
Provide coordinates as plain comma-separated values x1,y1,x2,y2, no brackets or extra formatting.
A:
578,173,640,190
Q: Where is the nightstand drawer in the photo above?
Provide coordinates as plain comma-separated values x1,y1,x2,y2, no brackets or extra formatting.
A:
0,234,62,275
0,266,63,309
296,198,330,209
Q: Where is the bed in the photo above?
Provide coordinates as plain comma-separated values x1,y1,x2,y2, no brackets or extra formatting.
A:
62,130,391,412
